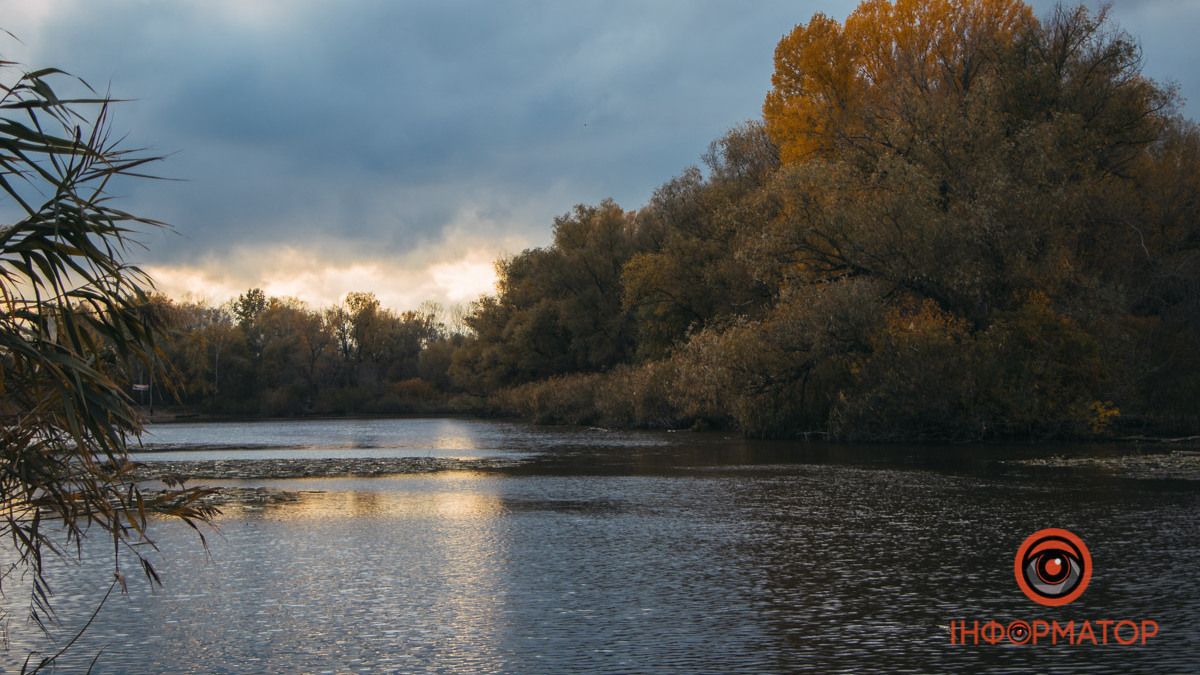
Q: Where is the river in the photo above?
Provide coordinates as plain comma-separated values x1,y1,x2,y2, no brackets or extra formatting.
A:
2,418,1197,673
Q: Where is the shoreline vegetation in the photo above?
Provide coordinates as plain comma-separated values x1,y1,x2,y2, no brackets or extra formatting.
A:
138,2,1199,444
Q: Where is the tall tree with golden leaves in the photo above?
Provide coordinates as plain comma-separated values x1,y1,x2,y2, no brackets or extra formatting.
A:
763,0,1032,163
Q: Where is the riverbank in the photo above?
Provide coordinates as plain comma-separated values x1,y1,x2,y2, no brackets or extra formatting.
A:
139,406,497,425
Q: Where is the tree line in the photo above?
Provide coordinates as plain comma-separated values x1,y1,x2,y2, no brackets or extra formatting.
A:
142,290,467,416
151,1,1200,440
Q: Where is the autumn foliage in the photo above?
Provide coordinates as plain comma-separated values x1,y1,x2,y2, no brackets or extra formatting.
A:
466,1,1199,440
764,0,1033,162
152,1,1200,441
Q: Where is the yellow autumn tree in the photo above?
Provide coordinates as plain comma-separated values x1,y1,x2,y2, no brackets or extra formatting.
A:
763,0,1033,163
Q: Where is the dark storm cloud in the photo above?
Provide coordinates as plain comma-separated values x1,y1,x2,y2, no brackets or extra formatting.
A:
1,0,825,264
1,0,1196,278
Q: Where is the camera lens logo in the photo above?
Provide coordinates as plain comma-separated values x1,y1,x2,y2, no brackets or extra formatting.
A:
1014,528,1092,606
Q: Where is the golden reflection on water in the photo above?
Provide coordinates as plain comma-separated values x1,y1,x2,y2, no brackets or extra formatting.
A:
233,474,505,521
231,472,509,671
277,486,503,520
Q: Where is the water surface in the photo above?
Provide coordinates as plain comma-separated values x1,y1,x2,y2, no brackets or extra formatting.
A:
3,418,1197,673
132,417,660,461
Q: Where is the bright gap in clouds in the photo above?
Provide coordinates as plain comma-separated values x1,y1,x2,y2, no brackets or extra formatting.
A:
146,247,500,311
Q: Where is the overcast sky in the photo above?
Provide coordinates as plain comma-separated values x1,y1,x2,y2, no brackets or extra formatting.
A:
2,0,1197,310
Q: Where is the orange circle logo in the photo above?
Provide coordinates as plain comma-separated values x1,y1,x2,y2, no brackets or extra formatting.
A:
1014,528,1092,606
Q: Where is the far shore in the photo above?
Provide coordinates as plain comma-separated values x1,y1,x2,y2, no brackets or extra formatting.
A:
139,407,499,426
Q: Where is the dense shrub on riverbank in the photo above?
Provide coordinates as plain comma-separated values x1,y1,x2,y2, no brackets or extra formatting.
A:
491,361,686,429
457,2,1200,441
